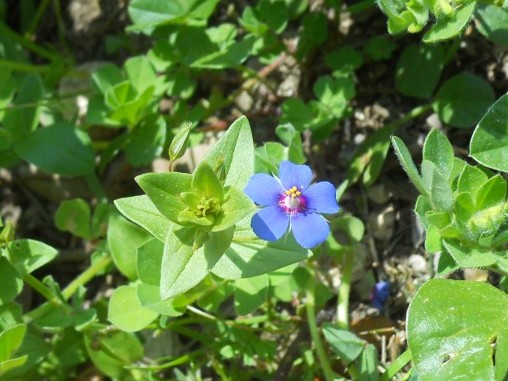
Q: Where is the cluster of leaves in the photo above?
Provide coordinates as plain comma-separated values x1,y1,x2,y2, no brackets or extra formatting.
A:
393,92,508,379
378,0,507,45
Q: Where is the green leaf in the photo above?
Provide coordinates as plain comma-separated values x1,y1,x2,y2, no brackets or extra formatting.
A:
322,323,365,364
211,218,311,279
0,258,22,303
136,172,192,223
234,275,269,315
92,64,123,94
423,1,476,43
395,44,445,99
408,279,508,380
275,123,306,164
391,136,427,196
107,213,152,280
202,115,254,189
124,55,158,95
192,162,224,201
0,324,26,362
280,99,314,131
14,122,95,176
255,142,285,174
454,192,475,224
55,199,91,239
169,123,191,164
108,286,158,332
422,129,454,178
433,73,496,128
161,226,234,299
124,114,166,166
470,93,508,172
213,187,255,232
137,283,185,316
128,0,218,33
137,239,163,286
3,74,44,139
85,330,143,380
114,195,172,242
456,164,488,197
313,75,355,119
7,239,58,276
0,355,28,376
421,160,454,211
358,344,379,381
325,46,363,73
443,240,500,268
476,175,506,211
192,34,256,69
475,3,508,49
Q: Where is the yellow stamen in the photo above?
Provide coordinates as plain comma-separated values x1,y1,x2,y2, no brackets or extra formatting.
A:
284,186,301,198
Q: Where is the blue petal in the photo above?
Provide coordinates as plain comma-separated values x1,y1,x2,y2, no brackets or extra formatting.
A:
304,181,340,214
251,206,289,241
290,212,330,248
278,161,312,190
244,174,283,206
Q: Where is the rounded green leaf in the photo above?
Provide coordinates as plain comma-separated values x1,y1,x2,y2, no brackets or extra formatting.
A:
137,283,185,316
7,239,58,276
408,279,508,381
0,258,22,303
475,3,508,49
108,286,158,332
14,123,95,175
55,199,91,239
107,213,152,280
423,1,476,43
114,195,172,242
470,93,508,172
395,44,445,99
433,73,495,128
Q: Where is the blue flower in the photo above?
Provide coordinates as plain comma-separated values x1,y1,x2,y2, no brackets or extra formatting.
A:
371,281,391,310
244,161,340,248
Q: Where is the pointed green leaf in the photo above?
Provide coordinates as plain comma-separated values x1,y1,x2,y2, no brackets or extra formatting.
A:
202,116,254,189
212,187,255,232
391,136,427,196
212,217,311,279
423,129,454,178
0,258,22,303
443,240,499,268
421,160,454,211
457,164,488,197
192,162,224,201
137,239,163,286
476,175,506,211
136,172,192,223
0,324,26,362
161,226,234,299
114,195,172,242
137,283,185,316
423,1,476,43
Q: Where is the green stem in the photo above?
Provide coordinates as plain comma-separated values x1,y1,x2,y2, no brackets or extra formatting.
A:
0,22,59,61
380,349,412,381
61,255,111,300
84,172,107,202
25,255,111,322
0,59,50,73
306,264,336,381
337,250,355,330
22,274,56,302
25,0,52,39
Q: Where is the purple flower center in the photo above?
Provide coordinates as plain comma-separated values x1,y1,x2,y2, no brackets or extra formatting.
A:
278,186,307,216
